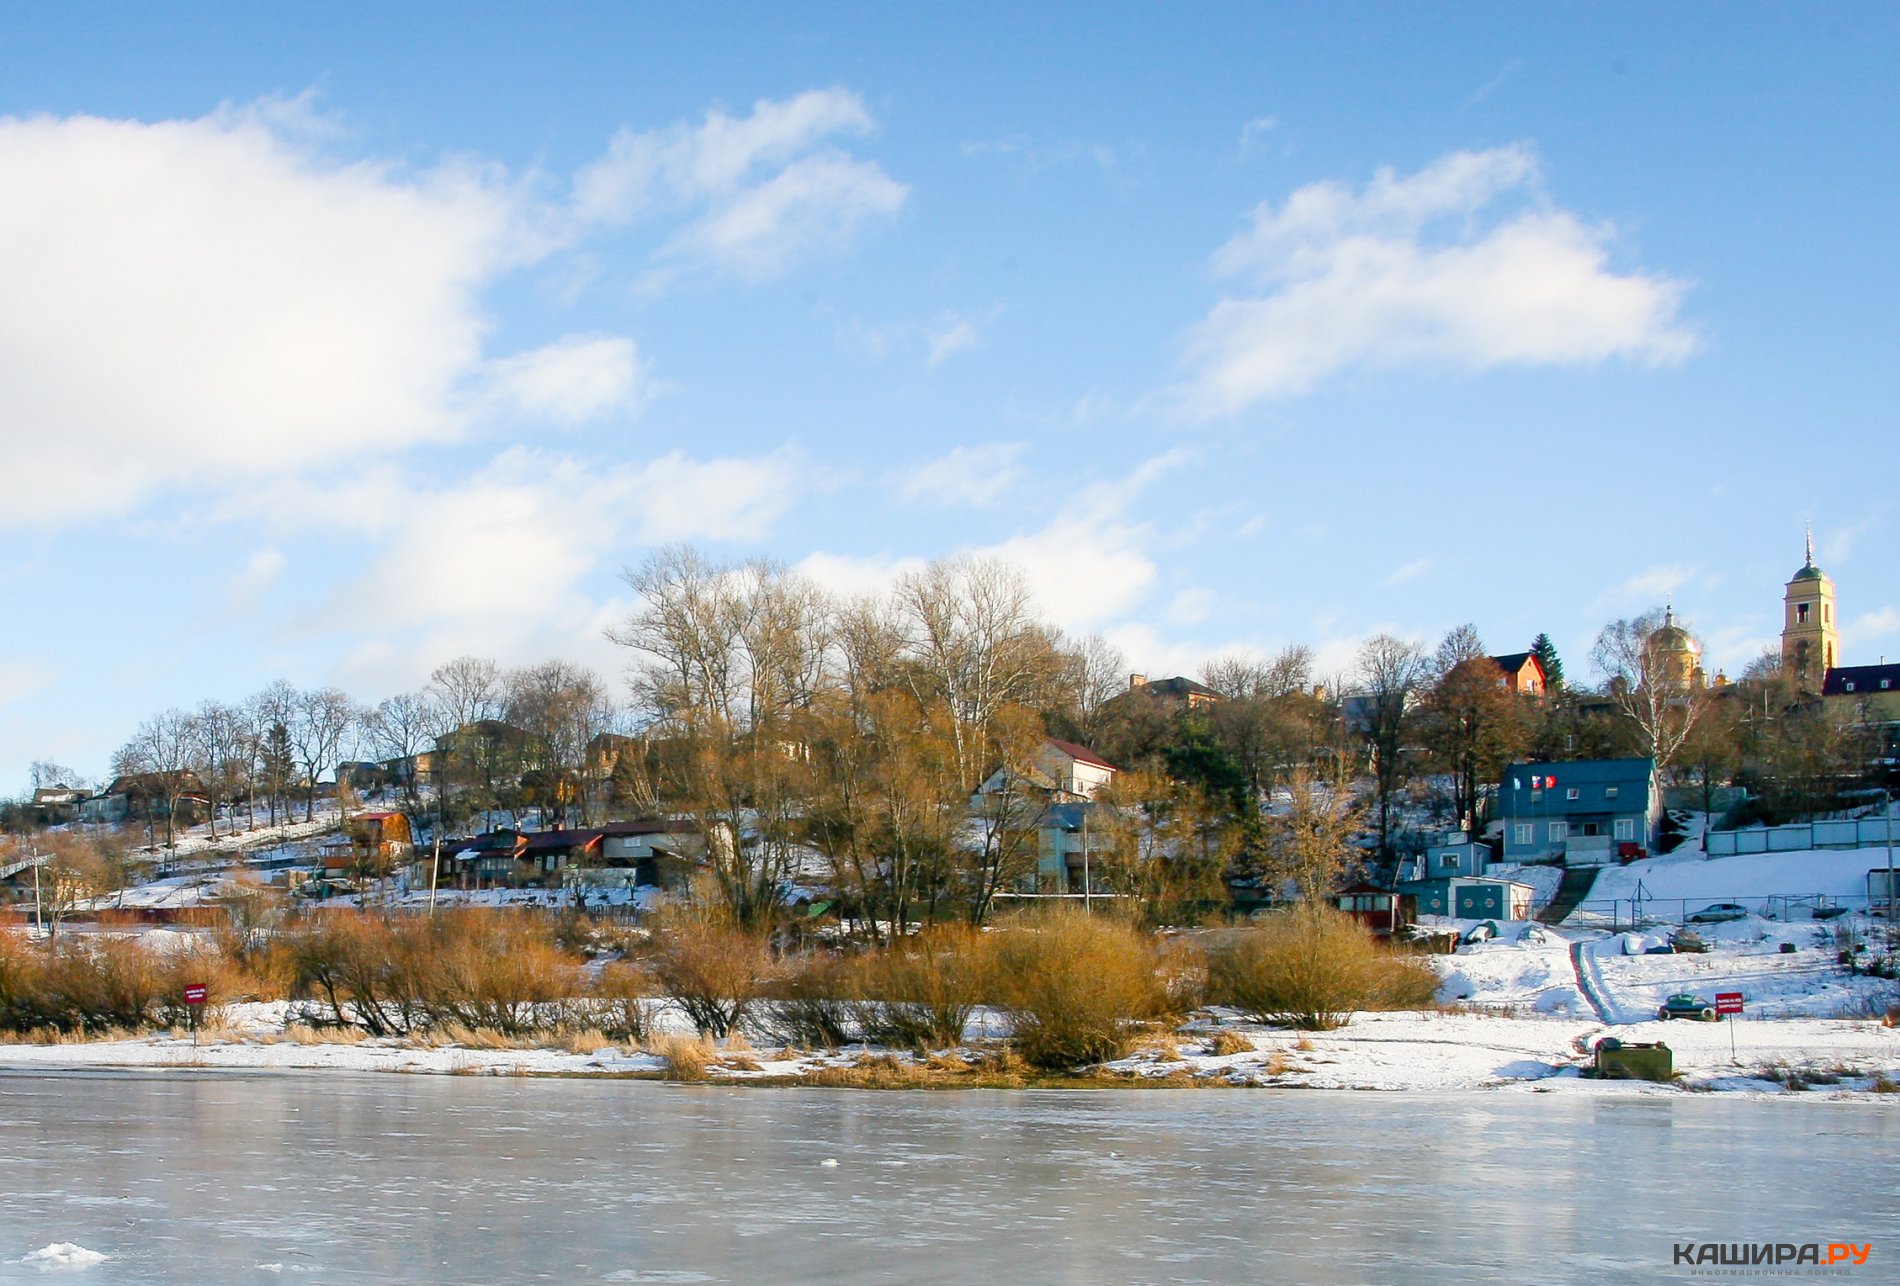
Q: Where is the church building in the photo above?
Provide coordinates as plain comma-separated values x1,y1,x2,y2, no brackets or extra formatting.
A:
1780,532,1839,690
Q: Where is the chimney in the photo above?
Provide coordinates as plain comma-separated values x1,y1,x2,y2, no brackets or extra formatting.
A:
1129,674,1147,689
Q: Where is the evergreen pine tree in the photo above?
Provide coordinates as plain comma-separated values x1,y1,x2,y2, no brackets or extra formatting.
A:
1529,633,1565,691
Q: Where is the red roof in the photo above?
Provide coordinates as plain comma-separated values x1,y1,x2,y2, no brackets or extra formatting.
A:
1044,738,1117,771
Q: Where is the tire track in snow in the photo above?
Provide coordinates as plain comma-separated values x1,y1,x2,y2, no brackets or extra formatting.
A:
1569,940,1617,1024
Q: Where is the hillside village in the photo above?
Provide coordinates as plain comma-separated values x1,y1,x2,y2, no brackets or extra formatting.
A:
2,541,1897,1092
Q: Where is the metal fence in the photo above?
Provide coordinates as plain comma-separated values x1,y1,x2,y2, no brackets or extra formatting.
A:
1707,818,1900,857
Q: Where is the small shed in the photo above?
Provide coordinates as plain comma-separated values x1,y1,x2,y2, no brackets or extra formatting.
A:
1333,881,1414,936
1399,876,1535,921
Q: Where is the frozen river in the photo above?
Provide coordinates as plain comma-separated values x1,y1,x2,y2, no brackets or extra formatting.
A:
1,1070,1895,1283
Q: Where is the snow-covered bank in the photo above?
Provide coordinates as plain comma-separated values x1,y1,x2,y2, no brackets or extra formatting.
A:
1,1003,1894,1097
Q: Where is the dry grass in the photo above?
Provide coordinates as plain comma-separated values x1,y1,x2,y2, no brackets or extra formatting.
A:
1870,1072,1897,1093
1136,1032,1181,1061
21,1024,140,1046
653,1033,713,1082
277,1022,367,1046
559,1028,612,1055
423,1023,540,1051
1206,1029,1254,1057
1263,1050,1293,1077
717,1054,764,1073
1294,1036,1315,1052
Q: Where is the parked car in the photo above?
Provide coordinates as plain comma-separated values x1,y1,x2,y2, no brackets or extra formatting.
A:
1810,904,1851,921
1686,903,1749,924
1656,993,1718,1021
1669,929,1709,953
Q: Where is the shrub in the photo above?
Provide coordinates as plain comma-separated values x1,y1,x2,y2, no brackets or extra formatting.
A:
586,960,654,1045
424,912,580,1036
285,914,428,1036
1205,907,1439,1031
3,938,170,1035
283,910,584,1037
993,911,1170,1069
762,953,855,1049
645,913,773,1039
850,925,994,1050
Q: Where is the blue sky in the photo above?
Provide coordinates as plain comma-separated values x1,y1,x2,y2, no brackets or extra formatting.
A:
3,3,1897,790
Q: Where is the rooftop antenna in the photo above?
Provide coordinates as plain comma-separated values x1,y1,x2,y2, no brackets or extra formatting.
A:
1805,521,1815,569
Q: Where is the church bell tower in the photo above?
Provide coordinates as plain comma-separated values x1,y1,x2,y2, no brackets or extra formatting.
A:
1780,530,1838,689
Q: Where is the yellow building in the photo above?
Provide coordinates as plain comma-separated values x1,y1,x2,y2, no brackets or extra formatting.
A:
1649,606,1702,688
1780,534,1839,690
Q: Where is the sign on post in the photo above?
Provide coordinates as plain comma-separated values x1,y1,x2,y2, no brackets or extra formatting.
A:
1716,992,1744,1062
183,983,207,1047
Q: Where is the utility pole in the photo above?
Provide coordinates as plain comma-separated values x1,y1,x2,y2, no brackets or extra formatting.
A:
1081,810,1092,915
1885,789,1894,947
31,843,45,942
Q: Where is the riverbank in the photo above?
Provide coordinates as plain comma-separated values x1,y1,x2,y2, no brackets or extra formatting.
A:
3,1002,1895,1097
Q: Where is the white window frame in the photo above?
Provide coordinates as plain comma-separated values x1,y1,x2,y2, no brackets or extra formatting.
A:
1513,824,1534,846
1549,821,1569,842
1614,818,1636,842
1566,787,1580,800
1604,785,1619,799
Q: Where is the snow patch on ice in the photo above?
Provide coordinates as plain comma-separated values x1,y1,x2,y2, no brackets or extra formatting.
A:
13,1243,108,1271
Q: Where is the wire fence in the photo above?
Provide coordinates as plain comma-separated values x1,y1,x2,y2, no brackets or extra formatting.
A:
1564,892,1896,933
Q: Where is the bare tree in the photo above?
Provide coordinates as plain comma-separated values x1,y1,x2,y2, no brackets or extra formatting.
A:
610,548,832,925
116,709,198,849
1203,645,1314,700
1264,765,1369,907
247,682,301,828
1056,631,1128,740
189,700,248,840
365,690,441,814
1353,634,1430,861
293,688,361,822
1590,610,1706,771
504,661,616,827
893,555,1061,793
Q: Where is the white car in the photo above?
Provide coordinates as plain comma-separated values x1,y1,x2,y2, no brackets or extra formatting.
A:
1685,903,1749,924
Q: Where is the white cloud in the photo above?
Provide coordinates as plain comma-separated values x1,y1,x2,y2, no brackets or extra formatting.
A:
1238,116,1278,153
0,108,523,524
486,334,650,423
227,549,286,612
1174,145,1696,415
1851,607,1900,641
574,88,906,285
895,442,1026,508
1100,624,1220,685
966,453,1187,629
1165,588,1216,626
1601,563,1697,608
1385,558,1432,586
795,551,929,601
0,661,54,710
926,314,984,366
0,92,896,529
313,445,809,691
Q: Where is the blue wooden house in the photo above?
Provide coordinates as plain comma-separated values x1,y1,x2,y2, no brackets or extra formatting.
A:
1495,757,1662,866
